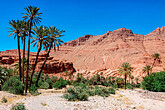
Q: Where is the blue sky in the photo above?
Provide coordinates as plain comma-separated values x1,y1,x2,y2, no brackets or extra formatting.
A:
0,0,165,52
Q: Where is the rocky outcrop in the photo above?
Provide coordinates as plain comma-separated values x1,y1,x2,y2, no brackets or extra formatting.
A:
1,27,165,79
0,50,76,75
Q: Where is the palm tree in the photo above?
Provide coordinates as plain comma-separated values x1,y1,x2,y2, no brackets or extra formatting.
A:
152,53,160,67
9,20,22,81
35,26,64,86
22,6,42,93
118,62,133,90
29,26,49,88
142,65,152,76
20,20,29,84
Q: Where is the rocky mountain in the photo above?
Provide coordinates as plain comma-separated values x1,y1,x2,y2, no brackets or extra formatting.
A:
1,27,165,79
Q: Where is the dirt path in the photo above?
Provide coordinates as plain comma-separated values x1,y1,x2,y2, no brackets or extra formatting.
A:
0,89,164,110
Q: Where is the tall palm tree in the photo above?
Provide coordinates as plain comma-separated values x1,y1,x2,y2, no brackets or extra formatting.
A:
118,62,133,90
20,20,29,84
35,26,64,86
142,65,152,76
152,53,160,67
9,20,22,81
29,26,49,88
22,6,42,93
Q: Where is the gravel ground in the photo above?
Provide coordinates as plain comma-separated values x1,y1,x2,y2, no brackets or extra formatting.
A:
0,89,164,110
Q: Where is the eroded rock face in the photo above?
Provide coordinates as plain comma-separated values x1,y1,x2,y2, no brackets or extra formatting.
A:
0,50,76,75
1,27,165,79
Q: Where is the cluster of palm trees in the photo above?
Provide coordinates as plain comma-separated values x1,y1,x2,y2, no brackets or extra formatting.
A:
118,53,160,90
9,6,64,93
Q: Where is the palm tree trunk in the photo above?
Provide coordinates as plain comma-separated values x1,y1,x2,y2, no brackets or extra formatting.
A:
29,41,42,89
124,74,127,90
147,71,149,76
36,42,52,86
25,19,32,93
152,59,156,67
17,34,22,81
22,37,25,84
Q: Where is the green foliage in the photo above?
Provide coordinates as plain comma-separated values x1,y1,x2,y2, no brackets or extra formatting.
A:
39,82,49,89
142,71,165,92
64,84,115,101
51,76,58,83
63,86,89,101
0,66,13,89
1,97,7,103
45,78,53,89
53,80,70,89
2,76,24,95
30,84,40,96
11,103,26,110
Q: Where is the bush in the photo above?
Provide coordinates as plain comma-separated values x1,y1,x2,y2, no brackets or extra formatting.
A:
2,76,24,95
53,80,69,89
11,103,26,110
94,86,115,97
63,85,115,101
45,78,53,89
39,82,49,89
142,71,165,92
30,84,40,96
1,97,7,103
63,86,89,101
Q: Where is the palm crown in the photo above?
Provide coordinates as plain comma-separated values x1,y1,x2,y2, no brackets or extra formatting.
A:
22,6,42,26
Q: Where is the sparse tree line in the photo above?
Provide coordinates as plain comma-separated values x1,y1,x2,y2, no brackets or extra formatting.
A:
8,6,64,93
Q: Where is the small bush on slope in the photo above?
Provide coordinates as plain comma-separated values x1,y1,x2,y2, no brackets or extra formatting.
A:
142,71,165,92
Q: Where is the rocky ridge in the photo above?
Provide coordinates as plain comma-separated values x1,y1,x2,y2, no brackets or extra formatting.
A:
1,27,165,79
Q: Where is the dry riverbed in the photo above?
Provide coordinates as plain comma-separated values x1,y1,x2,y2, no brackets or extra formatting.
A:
0,89,164,110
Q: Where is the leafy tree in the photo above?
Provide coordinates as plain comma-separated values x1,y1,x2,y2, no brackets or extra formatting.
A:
118,62,133,89
142,65,152,76
22,6,42,93
9,20,22,81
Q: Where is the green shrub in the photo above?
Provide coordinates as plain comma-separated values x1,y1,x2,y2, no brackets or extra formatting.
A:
94,86,115,97
11,103,26,110
51,76,58,83
63,85,115,101
45,78,53,89
126,83,134,90
142,71,165,92
30,84,40,96
39,82,49,89
63,86,89,101
1,97,7,103
53,80,69,89
2,76,24,95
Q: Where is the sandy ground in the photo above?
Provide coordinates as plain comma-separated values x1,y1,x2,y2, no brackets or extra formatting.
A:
0,89,164,110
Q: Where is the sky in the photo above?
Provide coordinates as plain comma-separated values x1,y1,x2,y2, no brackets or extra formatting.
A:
0,0,165,52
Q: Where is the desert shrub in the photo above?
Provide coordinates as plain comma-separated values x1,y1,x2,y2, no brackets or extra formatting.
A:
126,83,134,89
1,97,7,103
11,103,26,110
2,76,24,95
53,80,69,89
142,71,165,92
51,76,58,83
63,86,89,101
64,85,115,101
29,84,40,96
45,78,53,89
39,82,49,89
94,86,115,97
